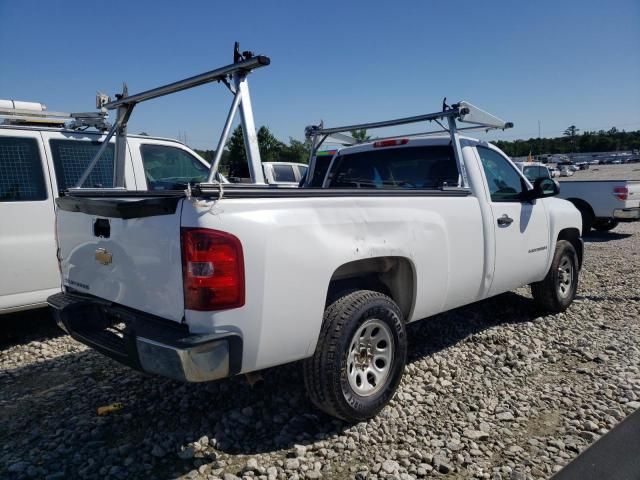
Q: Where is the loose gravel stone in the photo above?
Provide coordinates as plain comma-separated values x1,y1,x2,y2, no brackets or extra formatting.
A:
1,221,639,479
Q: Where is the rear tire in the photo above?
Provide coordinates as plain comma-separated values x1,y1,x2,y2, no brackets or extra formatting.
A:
574,203,594,235
593,219,619,232
303,290,407,422
531,240,579,313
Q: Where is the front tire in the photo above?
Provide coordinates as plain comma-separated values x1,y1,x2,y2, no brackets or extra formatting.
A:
303,290,407,422
531,240,579,313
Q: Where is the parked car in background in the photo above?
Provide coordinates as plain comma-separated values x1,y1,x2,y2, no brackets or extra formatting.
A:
261,161,308,185
0,109,216,314
514,162,552,182
558,180,640,233
262,162,308,187
560,166,575,177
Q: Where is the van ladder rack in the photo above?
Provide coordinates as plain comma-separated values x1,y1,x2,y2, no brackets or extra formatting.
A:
72,42,270,190
304,100,513,187
0,101,111,131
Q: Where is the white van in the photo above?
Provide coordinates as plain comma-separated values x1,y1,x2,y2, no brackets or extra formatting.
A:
0,124,215,314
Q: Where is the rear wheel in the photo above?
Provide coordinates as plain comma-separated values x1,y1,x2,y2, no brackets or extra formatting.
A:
593,219,619,232
531,240,579,313
303,290,407,422
573,203,594,235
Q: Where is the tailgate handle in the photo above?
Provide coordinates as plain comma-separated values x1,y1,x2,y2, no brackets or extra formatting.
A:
93,218,111,238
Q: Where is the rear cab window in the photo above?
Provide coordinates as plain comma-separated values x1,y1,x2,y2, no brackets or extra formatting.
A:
0,136,47,201
139,144,209,190
326,145,459,189
309,150,337,187
272,164,297,182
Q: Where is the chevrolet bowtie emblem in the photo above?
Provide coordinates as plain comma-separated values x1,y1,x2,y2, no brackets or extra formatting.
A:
95,248,112,265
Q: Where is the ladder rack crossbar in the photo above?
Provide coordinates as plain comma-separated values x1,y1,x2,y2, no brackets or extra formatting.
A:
304,101,513,188
307,109,460,137
104,56,270,109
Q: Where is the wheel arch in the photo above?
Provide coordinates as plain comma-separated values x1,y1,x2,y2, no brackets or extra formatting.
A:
566,197,594,218
325,256,416,321
557,227,583,269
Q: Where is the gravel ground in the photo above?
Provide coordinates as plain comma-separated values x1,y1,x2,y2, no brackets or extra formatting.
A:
1,223,639,480
559,162,640,181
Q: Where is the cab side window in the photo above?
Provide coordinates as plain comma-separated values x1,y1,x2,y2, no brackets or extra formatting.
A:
477,147,526,202
0,137,47,201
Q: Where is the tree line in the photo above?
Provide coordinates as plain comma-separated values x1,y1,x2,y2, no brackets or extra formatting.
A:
194,125,311,178
493,127,640,158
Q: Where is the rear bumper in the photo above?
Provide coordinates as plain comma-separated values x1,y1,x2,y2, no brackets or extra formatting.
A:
614,207,640,221
47,292,242,382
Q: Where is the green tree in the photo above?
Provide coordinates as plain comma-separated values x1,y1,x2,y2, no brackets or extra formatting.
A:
350,129,370,142
493,129,640,157
223,125,287,179
257,126,285,163
563,125,580,152
223,125,247,178
280,138,311,164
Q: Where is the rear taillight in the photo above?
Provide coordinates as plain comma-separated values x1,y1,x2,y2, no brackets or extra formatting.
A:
373,138,409,148
181,228,245,311
614,186,628,201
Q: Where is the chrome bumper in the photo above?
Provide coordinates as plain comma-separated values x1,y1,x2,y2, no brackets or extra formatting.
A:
136,337,230,382
48,292,242,382
614,208,640,221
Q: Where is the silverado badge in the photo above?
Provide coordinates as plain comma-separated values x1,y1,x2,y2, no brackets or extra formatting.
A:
95,248,112,265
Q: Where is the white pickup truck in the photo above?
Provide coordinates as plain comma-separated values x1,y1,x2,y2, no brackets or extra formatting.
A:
557,180,640,233
48,50,583,421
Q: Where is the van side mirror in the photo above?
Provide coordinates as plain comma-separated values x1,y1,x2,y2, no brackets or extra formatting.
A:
527,177,560,200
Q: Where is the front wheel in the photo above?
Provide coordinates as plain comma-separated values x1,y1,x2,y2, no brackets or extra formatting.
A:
303,290,407,422
531,240,579,313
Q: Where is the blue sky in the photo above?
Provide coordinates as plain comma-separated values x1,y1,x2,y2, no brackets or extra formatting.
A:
1,0,639,150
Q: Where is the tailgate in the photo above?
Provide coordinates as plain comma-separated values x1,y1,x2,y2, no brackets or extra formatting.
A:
626,181,640,205
55,194,185,322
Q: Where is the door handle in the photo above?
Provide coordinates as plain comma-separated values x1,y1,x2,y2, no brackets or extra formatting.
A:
497,214,514,226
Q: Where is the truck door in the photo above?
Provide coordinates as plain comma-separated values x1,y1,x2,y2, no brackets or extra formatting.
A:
476,146,550,296
0,130,58,311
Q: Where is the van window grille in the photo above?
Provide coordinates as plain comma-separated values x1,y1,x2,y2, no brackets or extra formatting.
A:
0,137,47,202
49,139,114,192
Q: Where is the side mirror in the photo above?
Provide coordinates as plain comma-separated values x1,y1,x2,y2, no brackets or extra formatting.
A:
527,177,560,200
